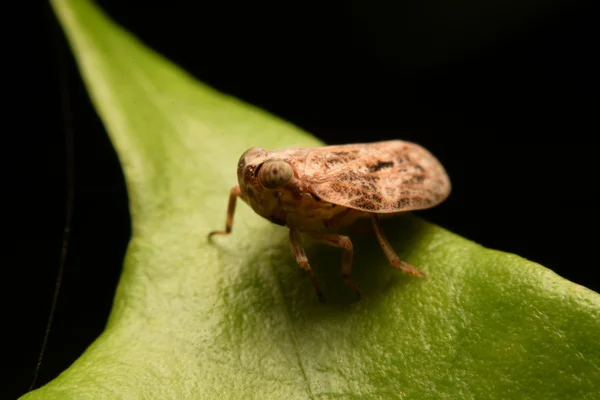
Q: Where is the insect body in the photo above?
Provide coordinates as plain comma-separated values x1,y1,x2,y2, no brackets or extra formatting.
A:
209,140,451,299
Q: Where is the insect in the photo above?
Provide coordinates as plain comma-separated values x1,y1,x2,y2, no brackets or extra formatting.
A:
208,140,451,299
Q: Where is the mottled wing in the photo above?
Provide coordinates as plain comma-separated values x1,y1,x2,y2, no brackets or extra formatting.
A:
300,140,451,213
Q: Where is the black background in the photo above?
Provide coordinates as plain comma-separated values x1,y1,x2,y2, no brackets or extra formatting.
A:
11,1,597,398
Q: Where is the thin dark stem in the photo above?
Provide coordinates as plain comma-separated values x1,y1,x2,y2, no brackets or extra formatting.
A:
30,11,75,392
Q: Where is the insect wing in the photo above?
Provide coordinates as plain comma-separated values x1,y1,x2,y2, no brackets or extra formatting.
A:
300,141,451,213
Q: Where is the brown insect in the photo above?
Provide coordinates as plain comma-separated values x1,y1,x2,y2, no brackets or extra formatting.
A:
208,140,451,299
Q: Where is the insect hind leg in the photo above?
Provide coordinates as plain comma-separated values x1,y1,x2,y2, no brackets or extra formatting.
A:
369,214,427,277
304,231,360,299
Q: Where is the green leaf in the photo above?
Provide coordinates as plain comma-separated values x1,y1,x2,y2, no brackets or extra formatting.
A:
25,1,599,399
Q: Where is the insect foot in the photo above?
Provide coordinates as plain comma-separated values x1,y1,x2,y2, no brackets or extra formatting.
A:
391,261,428,278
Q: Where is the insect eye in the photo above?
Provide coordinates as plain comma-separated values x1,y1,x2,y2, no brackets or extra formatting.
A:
258,160,293,189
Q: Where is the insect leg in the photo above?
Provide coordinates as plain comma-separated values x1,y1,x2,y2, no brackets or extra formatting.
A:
208,186,242,239
369,214,427,277
305,231,360,299
289,228,325,300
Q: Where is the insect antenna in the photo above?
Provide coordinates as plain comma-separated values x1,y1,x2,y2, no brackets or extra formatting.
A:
29,13,75,392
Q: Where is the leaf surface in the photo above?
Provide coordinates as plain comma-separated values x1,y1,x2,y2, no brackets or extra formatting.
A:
24,1,600,399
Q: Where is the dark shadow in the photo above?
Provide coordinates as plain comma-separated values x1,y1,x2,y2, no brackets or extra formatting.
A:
233,213,431,320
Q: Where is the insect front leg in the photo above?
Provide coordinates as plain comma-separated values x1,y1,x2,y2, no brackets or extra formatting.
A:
289,228,324,301
369,214,427,277
305,231,360,299
208,186,242,239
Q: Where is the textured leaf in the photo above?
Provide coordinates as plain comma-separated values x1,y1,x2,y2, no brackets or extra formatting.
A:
24,1,600,399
